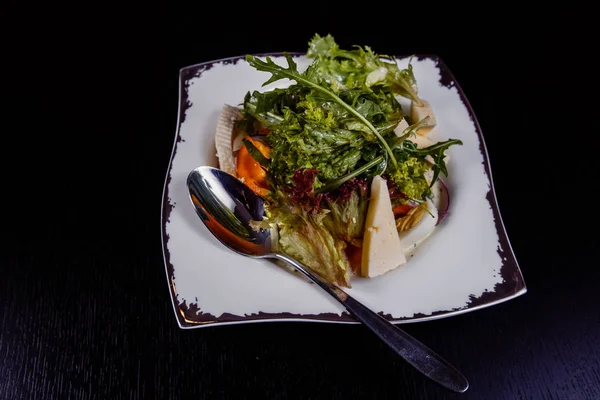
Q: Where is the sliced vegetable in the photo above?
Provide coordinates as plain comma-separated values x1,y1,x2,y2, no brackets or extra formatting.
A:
345,244,362,274
430,178,450,225
398,199,438,256
237,137,271,198
392,204,413,217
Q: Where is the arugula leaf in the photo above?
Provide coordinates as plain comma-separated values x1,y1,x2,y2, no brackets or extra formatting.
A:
259,100,366,186
429,147,446,189
405,138,463,158
245,53,399,169
252,87,303,114
354,97,385,121
405,138,463,188
243,102,284,128
315,156,384,194
266,141,362,186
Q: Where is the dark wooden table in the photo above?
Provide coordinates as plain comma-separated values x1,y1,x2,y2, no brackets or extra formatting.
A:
3,5,598,399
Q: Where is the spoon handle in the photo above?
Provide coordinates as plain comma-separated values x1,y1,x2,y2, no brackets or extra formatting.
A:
274,253,469,393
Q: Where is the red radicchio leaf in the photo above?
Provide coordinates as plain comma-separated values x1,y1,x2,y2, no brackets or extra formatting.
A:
435,178,450,225
381,175,408,200
286,169,322,212
324,177,368,202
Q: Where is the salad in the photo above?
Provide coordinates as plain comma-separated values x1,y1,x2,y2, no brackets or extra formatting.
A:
214,34,461,288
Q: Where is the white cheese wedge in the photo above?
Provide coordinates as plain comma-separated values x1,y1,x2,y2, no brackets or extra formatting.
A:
393,118,409,137
361,176,407,278
410,99,436,136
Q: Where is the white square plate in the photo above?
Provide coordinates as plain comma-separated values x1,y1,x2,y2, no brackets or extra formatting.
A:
161,53,526,328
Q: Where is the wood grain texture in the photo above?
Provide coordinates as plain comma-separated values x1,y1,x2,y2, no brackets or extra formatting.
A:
3,4,598,399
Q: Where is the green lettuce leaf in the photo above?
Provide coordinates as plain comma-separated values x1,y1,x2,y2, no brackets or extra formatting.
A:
323,179,369,246
266,189,352,287
263,107,366,186
306,33,422,105
388,155,431,200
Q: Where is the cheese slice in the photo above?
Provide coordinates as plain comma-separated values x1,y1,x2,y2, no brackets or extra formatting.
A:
361,176,407,278
393,118,409,137
410,99,437,136
412,134,445,165
215,104,243,177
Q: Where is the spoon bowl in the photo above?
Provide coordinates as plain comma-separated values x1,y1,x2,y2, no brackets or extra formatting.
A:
187,166,469,393
187,166,271,256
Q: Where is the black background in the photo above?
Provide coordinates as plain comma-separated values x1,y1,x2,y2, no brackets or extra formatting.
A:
3,3,599,399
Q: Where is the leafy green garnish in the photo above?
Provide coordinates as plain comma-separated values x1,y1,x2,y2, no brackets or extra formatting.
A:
388,137,463,199
405,138,463,188
242,44,462,200
306,33,422,106
264,110,366,186
316,156,384,194
388,156,431,200
245,53,399,169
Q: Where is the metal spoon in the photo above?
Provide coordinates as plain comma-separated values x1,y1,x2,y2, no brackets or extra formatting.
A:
187,166,469,393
